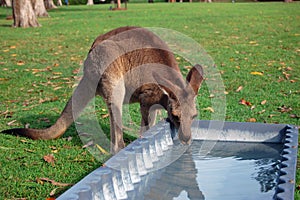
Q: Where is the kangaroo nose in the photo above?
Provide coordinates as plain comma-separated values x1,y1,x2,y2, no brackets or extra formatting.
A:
178,129,192,145
180,137,192,145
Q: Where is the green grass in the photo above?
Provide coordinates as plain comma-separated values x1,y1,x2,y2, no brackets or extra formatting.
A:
0,2,299,199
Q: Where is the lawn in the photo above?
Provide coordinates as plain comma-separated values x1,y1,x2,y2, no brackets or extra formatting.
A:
0,2,299,199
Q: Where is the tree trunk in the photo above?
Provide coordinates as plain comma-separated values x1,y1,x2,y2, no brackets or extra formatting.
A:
12,0,40,28
1,0,11,7
57,0,62,6
6,0,11,6
87,0,94,5
117,0,121,8
44,0,57,9
32,0,49,17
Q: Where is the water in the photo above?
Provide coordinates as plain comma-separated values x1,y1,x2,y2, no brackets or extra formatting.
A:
143,140,283,200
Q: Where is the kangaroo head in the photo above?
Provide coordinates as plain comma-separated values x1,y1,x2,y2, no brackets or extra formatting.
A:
154,64,204,144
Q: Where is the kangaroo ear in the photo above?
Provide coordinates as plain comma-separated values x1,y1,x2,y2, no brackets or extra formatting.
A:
152,70,184,95
186,64,204,95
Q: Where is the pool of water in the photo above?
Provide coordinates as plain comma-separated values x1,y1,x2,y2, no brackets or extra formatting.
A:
143,141,283,200
57,121,298,200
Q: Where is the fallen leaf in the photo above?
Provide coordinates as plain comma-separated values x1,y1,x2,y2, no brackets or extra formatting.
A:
0,78,10,81
96,144,109,155
247,118,257,122
260,100,267,105
72,69,80,74
258,109,266,114
101,113,109,119
184,66,192,70
49,187,59,197
203,107,214,113
7,120,17,126
46,197,56,200
16,61,25,66
53,86,62,91
37,177,72,187
290,114,300,119
236,86,243,92
239,98,252,106
282,71,290,80
82,140,94,149
278,105,292,113
277,76,285,82
50,146,58,153
43,154,55,166
250,71,263,76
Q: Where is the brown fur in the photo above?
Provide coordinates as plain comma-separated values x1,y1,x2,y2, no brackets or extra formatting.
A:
2,26,203,154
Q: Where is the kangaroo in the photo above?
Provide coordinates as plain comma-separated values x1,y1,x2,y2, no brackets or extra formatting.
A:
2,26,204,154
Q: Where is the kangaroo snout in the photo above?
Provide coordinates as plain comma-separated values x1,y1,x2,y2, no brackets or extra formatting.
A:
178,126,192,145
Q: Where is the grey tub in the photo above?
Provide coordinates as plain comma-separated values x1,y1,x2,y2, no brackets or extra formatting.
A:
57,120,298,200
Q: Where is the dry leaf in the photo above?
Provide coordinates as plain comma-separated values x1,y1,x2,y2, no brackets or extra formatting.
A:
7,120,17,126
101,113,109,119
258,109,266,114
53,87,62,91
46,197,56,200
277,76,285,82
269,114,279,118
278,105,292,113
239,98,252,106
282,71,290,80
249,41,257,44
247,118,257,122
290,114,300,119
250,71,263,76
49,187,59,196
16,61,25,66
96,144,109,155
82,140,94,149
37,177,72,187
43,154,55,165
236,86,243,92
203,107,214,113
184,66,192,70
260,100,267,105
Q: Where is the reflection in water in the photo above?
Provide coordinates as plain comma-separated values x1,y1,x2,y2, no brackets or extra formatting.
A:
143,141,283,200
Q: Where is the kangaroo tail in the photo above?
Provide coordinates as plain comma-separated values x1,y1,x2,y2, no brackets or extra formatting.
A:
1,76,96,140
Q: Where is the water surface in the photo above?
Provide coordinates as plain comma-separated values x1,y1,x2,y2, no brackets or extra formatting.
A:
144,140,283,200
